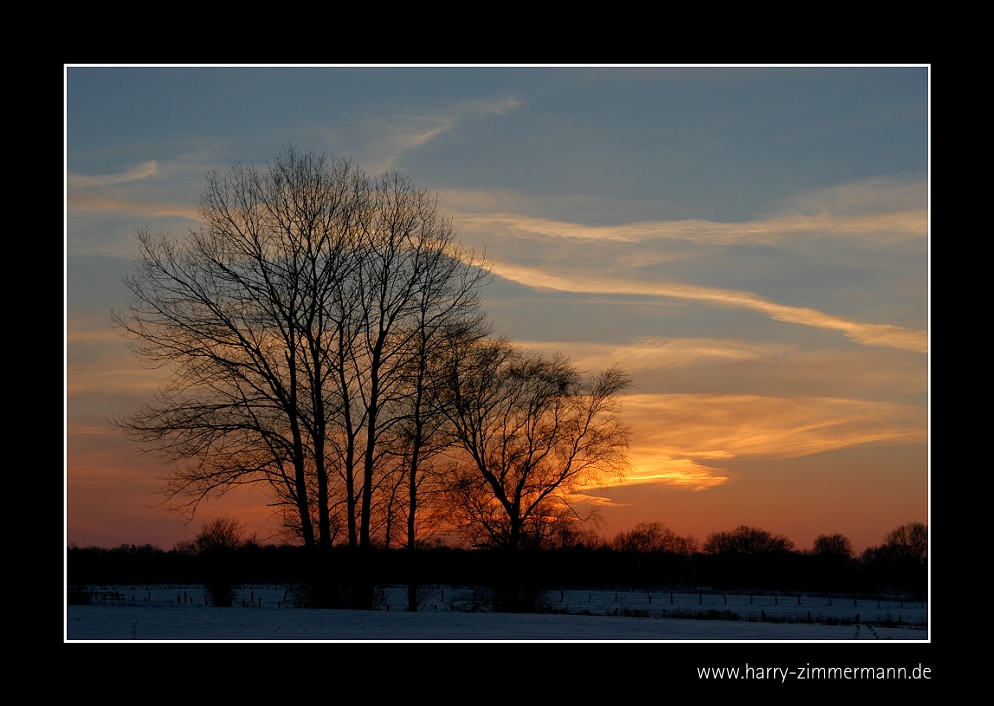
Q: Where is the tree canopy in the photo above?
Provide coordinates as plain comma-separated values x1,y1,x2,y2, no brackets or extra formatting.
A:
703,525,795,555
439,338,631,550
114,148,490,560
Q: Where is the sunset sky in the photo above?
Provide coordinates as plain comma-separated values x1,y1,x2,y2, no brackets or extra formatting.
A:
65,66,929,552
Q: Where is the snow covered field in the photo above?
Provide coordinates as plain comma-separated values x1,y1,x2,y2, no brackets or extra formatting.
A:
66,586,928,641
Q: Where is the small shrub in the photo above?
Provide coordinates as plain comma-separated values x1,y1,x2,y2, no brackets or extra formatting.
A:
291,581,344,609
196,516,245,607
204,581,237,608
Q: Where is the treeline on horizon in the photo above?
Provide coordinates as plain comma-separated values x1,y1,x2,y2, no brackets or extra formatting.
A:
68,521,927,599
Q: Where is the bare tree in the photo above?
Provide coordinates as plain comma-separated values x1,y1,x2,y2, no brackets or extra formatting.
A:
612,521,698,555
195,516,246,607
114,149,490,609
703,525,795,555
812,533,854,559
439,338,631,551
114,148,359,553
347,173,489,556
334,174,491,607
195,516,247,554
883,522,927,564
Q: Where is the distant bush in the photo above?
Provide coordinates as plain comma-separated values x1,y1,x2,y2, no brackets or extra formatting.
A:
704,525,795,555
861,522,927,596
465,585,556,614
196,517,246,607
612,522,698,555
813,533,853,559
883,522,927,564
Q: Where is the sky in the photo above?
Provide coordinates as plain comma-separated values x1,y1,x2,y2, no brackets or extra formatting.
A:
65,66,929,552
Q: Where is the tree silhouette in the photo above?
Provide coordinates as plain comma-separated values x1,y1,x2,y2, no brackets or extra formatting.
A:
114,148,489,606
195,517,246,607
440,338,631,551
812,533,853,559
703,525,795,555
612,522,698,555
883,522,928,564
862,522,927,595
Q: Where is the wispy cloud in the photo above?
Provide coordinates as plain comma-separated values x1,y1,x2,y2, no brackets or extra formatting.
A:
446,177,926,246
513,336,926,402
622,455,730,490
587,392,925,491
67,158,210,225
490,263,927,352
66,327,123,345
66,363,164,397
66,325,165,397
515,337,790,371
362,96,525,171
68,161,160,189
66,424,121,436
453,208,925,247
66,194,201,221
66,156,223,258
768,176,928,217
624,392,925,458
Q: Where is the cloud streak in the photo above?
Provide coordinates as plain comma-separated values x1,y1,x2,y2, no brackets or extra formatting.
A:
363,96,524,171
592,392,925,490
453,208,925,247
67,158,215,226
490,263,927,352
623,393,926,459
622,455,730,490
447,177,926,248
515,337,790,371
66,194,201,221
67,161,160,189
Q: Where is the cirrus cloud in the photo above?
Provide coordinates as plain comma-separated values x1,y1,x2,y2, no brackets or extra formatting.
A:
489,263,927,352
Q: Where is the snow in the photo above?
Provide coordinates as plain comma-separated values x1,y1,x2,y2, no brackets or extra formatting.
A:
66,586,928,641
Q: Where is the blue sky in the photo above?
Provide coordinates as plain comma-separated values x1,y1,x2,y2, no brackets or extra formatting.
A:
66,66,928,550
